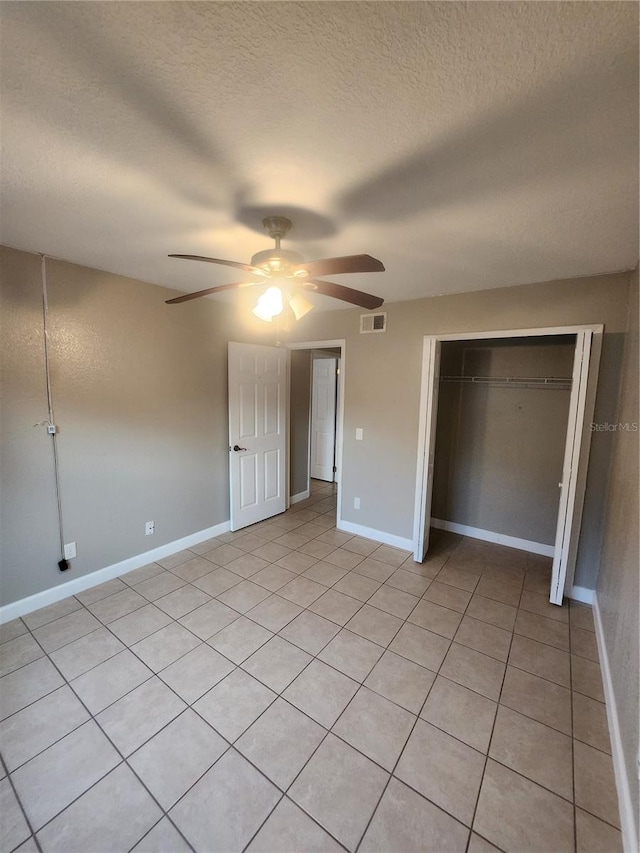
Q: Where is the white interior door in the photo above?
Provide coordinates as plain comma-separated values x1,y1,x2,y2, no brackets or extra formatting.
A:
310,356,337,482
413,338,442,561
549,330,593,604
228,342,287,531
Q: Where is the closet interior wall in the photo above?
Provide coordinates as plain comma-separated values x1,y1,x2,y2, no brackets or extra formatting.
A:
432,335,576,550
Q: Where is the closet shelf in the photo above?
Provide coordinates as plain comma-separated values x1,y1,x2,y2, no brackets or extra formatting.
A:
440,375,572,389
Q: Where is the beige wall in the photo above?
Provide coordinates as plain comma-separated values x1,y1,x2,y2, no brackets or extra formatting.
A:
1,246,235,604
596,266,639,839
284,270,631,588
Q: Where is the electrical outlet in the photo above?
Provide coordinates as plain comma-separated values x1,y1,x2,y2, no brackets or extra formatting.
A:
63,542,76,559
145,521,155,536
353,497,361,509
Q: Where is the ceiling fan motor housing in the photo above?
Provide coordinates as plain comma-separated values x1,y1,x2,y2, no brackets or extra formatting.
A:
251,248,305,276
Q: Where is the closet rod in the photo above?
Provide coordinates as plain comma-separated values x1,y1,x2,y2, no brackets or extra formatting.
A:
440,375,572,389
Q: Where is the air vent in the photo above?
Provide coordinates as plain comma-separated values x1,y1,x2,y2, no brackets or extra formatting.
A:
360,312,387,334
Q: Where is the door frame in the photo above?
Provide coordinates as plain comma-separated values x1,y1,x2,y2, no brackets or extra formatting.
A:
412,324,603,600
286,340,346,526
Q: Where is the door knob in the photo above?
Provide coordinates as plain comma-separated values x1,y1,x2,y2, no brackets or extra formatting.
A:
233,444,247,452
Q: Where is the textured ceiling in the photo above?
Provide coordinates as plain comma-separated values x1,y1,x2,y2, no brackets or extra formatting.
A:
1,1,638,310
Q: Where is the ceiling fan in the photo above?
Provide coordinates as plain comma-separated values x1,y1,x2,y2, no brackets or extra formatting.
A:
166,216,384,322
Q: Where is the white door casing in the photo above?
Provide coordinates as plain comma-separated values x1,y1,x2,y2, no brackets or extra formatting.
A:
550,330,593,604
310,356,338,482
413,337,441,561
228,342,287,531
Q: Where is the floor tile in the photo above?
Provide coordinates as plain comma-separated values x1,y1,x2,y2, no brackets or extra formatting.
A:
466,595,517,631
131,818,192,853
279,610,340,655
86,588,148,624
333,572,382,601
474,575,522,607
237,697,325,789
283,659,359,728
500,665,571,734
573,691,611,753
289,734,388,851
360,777,469,852
169,555,220,582
489,705,573,799
309,589,363,625
0,658,64,721
129,709,227,808
395,719,485,826
120,563,164,586
519,589,569,623
508,633,570,687
0,618,28,645
218,580,272,613
131,622,200,672
367,585,419,619
574,740,620,827
389,622,450,671
575,807,622,853
298,538,339,560
208,615,273,664
97,676,186,756
440,642,505,701
246,796,344,852
319,629,384,681
385,569,432,597
178,598,239,640
153,584,211,619
49,627,124,680
156,550,194,570
341,536,379,557
32,608,101,652
334,685,415,771
323,548,364,571
250,542,292,563
247,595,303,632
570,603,596,632
232,532,272,554
423,580,473,613
201,543,246,566
242,636,312,692
36,763,161,853
514,609,570,651
0,778,31,852
278,576,326,607
572,626,600,662
371,545,410,568
252,564,297,591
75,577,128,606
22,597,82,630
12,721,120,830
467,832,502,853
316,530,353,548
571,654,605,702
454,615,512,662
364,650,435,713
276,551,319,573
225,553,270,579
194,668,276,742
107,603,172,646
345,604,403,646
0,633,44,677
0,685,89,771
159,643,234,703
352,558,396,583
169,749,280,852
192,566,243,597
473,759,574,852
303,561,349,586
421,676,497,753
274,531,315,550
408,598,462,638
436,566,481,592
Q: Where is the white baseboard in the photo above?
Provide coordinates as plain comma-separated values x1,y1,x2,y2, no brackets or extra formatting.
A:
431,518,555,557
291,489,310,505
569,585,594,604
337,519,413,552
592,593,638,853
0,520,231,624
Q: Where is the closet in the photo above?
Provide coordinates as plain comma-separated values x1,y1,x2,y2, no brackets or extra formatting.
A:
431,335,576,555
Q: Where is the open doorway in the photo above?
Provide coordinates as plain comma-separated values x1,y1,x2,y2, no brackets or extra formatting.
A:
287,340,345,525
413,325,603,604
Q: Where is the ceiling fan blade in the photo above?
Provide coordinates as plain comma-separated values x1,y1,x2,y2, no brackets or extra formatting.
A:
169,254,266,276
305,278,384,310
166,280,263,304
293,254,385,278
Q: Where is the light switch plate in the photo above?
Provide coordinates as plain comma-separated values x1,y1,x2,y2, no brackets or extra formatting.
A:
356,428,363,440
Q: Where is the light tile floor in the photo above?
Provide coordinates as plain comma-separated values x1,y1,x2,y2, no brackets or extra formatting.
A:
0,481,622,852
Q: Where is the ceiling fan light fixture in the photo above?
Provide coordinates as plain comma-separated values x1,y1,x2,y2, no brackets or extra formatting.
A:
288,292,314,320
253,286,283,322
